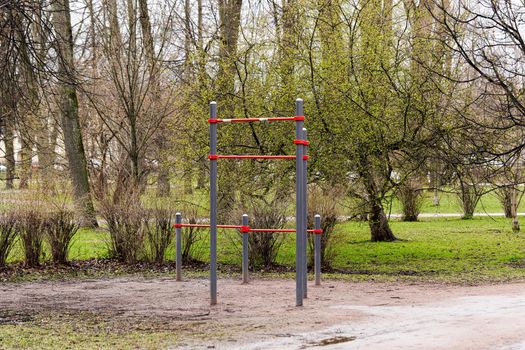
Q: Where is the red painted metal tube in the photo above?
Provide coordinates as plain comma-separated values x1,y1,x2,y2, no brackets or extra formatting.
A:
208,116,304,123
173,223,322,234
248,228,323,234
249,228,296,233
209,155,296,160
174,223,243,229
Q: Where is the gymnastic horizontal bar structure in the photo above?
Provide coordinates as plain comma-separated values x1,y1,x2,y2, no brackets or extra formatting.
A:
188,98,315,307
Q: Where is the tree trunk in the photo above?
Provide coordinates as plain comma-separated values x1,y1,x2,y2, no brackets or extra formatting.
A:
3,112,15,190
360,155,396,242
369,199,396,242
52,0,97,227
498,187,513,218
458,180,479,219
137,0,170,196
511,185,520,232
217,0,243,222
18,134,31,189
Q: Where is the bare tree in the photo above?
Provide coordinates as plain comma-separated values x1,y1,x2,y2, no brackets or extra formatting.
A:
51,0,97,226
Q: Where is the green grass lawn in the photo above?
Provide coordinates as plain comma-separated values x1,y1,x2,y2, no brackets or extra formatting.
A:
0,312,180,350
387,189,525,215
6,216,525,284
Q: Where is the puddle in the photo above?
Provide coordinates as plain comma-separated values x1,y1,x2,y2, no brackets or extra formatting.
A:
309,336,357,347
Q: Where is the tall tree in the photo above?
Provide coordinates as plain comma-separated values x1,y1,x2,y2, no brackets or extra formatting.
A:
51,0,97,226
216,0,243,221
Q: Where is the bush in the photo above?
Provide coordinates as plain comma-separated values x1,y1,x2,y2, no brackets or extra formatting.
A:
241,197,287,268
181,207,206,264
0,212,17,267
307,185,341,269
145,208,175,263
17,210,47,267
46,209,79,264
100,195,146,263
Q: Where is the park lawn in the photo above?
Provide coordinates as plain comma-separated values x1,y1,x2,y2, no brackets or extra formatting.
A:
0,312,180,350
269,217,525,283
387,189,525,215
5,217,525,284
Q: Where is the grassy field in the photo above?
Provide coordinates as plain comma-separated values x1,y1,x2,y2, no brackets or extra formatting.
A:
5,216,525,284
0,311,180,350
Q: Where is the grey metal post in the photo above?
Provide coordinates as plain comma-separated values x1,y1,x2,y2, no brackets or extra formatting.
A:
314,214,321,286
242,214,249,284
295,98,304,307
302,128,308,298
210,101,218,305
176,212,182,282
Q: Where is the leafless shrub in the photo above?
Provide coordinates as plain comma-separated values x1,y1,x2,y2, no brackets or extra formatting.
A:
46,208,79,264
241,197,287,268
0,212,18,267
17,210,47,267
180,206,206,264
100,193,146,263
145,208,175,263
307,185,341,269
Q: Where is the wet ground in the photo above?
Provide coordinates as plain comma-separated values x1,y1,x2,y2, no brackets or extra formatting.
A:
1,276,525,349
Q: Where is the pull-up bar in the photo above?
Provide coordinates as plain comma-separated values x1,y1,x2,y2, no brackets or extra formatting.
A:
208,116,304,123
208,155,296,160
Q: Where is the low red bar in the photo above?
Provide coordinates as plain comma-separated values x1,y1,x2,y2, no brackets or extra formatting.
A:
308,229,323,234
218,224,244,229
173,223,322,234
249,228,323,234
174,223,243,230
249,228,295,233
213,155,295,160
174,223,210,229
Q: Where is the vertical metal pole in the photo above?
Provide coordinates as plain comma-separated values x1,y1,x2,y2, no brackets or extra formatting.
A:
242,214,249,284
302,128,308,298
176,212,182,282
315,214,321,286
210,101,218,305
295,98,304,307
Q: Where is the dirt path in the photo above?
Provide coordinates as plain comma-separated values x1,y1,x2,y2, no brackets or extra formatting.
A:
1,276,525,349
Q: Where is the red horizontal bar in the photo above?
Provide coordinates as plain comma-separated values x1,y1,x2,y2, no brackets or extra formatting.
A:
308,229,323,234
249,228,296,233
174,223,322,234
248,229,323,234
209,116,305,123
174,223,243,230
209,155,295,160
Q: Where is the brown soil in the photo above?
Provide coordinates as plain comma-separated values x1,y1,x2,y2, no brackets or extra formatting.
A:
1,276,525,349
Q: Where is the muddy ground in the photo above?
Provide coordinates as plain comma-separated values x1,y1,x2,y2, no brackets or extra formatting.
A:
1,276,525,349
